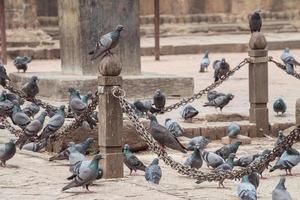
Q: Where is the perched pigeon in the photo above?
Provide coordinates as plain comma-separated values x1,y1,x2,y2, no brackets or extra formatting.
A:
227,122,241,138
207,91,225,102
145,158,162,184
0,63,11,86
0,139,16,167
13,56,31,73
234,153,260,167
123,144,146,175
281,48,300,71
202,150,225,168
213,153,236,187
165,118,184,137
148,114,187,153
199,50,210,72
89,25,124,60
275,130,286,147
22,140,47,152
62,154,103,191
22,102,40,119
21,76,39,99
203,93,234,112
0,91,14,117
68,142,86,166
180,105,199,121
237,175,257,200
213,58,230,82
153,89,166,110
250,149,272,178
215,141,242,160
11,101,31,129
273,98,287,116
249,10,262,33
187,136,210,151
133,100,160,114
38,105,65,140
248,172,260,190
270,147,300,175
272,177,292,200
184,145,203,169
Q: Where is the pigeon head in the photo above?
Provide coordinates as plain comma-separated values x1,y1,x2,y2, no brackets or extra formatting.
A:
276,177,287,190
165,118,171,124
241,175,250,183
86,91,93,98
235,141,242,146
68,88,76,94
204,50,209,56
261,149,271,156
284,47,289,53
221,58,226,63
31,76,38,83
75,89,80,96
9,138,16,144
93,154,104,161
116,25,124,32
254,8,262,14
124,144,130,150
86,137,94,144
226,93,234,100
147,113,158,122
151,158,159,165
154,89,162,96
228,153,237,160
278,130,284,138
68,142,76,147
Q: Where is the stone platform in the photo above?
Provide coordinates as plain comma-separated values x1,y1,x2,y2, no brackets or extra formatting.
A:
9,72,194,100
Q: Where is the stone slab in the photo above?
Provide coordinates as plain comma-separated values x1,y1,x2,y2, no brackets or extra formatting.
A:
221,135,251,145
8,72,194,100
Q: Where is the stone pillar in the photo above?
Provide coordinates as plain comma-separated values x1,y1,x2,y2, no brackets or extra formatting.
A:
98,54,123,178
296,98,300,126
0,0,7,64
248,32,269,137
58,0,141,76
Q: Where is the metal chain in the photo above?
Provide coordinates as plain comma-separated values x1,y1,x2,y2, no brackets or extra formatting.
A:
157,58,249,114
268,57,300,80
0,117,23,138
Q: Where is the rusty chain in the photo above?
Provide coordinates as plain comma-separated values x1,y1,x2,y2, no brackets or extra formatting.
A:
0,117,23,138
268,57,300,80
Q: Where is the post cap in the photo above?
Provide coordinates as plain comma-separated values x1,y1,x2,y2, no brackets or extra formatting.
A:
99,53,122,76
249,32,267,50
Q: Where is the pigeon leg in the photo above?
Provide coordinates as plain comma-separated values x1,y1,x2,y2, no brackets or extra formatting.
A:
218,180,225,188
129,169,133,176
1,161,6,167
0,161,3,167
288,169,292,176
85,184,90,191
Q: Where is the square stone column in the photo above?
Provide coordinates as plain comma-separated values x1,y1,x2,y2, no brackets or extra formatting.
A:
58,0,141,75
296,98,300,126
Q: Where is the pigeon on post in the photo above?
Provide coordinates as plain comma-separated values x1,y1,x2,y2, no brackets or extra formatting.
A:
13,56,31,73
180,105,199,122
165,118,184,137
21,76,39,99
203,93,234,112
207,91,225,102
227,122,241,138
237,175,257,200
202,150,225,168
11,100,31,129
0,63,11,87
145,158,162,184
153,89,166,110
0,139,16,167
249,9,262,33
213,58,230,82
281,48,300,74
22,102,40,119
199,50,210,72
273,97,287,116
187,136,210,151
272,177,292,200
89,25,124,60
184,145,203,169
215,141,242,160
123,144,146,175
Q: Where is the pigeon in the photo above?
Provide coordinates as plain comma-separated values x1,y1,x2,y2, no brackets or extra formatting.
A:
187,136,210,151
213,58,230,82
0,63,11,86
153,89,166,110
22,102,40,119
249,9,262,33
237,175,257,200
273,98,287,116
234,153,260,167
68,142,86,166
269,147,300,175
165,118,184,137
38,105,65,140
275,130,286,147
180,105,199,122
22,140,47,152
203,93,234,112
11,100,31,129
49,137,94,161
148,114,187,153
0,139,16,167
285,64,295,75
133,100,160,114
227,122,241,138
184,145,203,169
145,158,162,184
250,149,272,178
215,141,242,160
213,153,236,187
0,91,14,117
248,172,260,190
62,154,103,191
272,177,292,200
81,91,93,105
123,144,146,175
199,50,210,72
21,76,39,99
6,92,24,105
281,48,300,68
207,91,225,102
202,150,225,168
89,25,124,60
13,56,31,73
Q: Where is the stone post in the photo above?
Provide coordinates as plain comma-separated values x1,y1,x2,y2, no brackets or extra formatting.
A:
98,53,123,179
296,98,300,126
248,32,269,137
0,0,7,64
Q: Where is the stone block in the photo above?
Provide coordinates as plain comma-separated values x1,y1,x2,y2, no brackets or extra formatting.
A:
296,98,300,125
221,135,251,145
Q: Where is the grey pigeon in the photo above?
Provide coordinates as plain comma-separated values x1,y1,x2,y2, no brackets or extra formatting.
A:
249,9,262,33
11,100,31,129
213,153,236,187
213,58,230,82
62,154,103,191
165,118,184,137
215,141,242,160
133,100,160,114
272,177,292,200
269,147,300,175
199,50,210,72
180,105,199,121
227,122,241,138
6,92,24,105
22,140,47,152
0,63,11,86
145,158,162,184
153,89,166,110
184,145,203,169
0,139,16,167
275,130,285,147
89,25,124,60
203,93,234,112
237,175,257,200
148,114,187,153
68,142,86,166
207,91,225,102
281,48,300,69
22,102,40,119
234,153,260,167
187,136,210,151
13,56,31,73
273,98,287,116
38,105,65,140
248,172,260,190
202,150,225,168
0,91,14,117
250,149,271,178
123,144,146,175
21,76,39,99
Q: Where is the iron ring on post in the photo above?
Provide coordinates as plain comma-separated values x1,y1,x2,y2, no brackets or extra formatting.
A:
112,86,126,98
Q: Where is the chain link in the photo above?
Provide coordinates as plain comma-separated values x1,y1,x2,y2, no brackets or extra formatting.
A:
268,57,300,80
0,117,23,138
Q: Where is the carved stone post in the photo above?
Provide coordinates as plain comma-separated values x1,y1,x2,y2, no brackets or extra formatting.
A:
248,32,269,137
98,54,123,178
296,98,300,126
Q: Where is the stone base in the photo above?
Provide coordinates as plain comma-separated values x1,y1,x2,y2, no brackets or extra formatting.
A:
9,72,194,100
221,135,251,145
